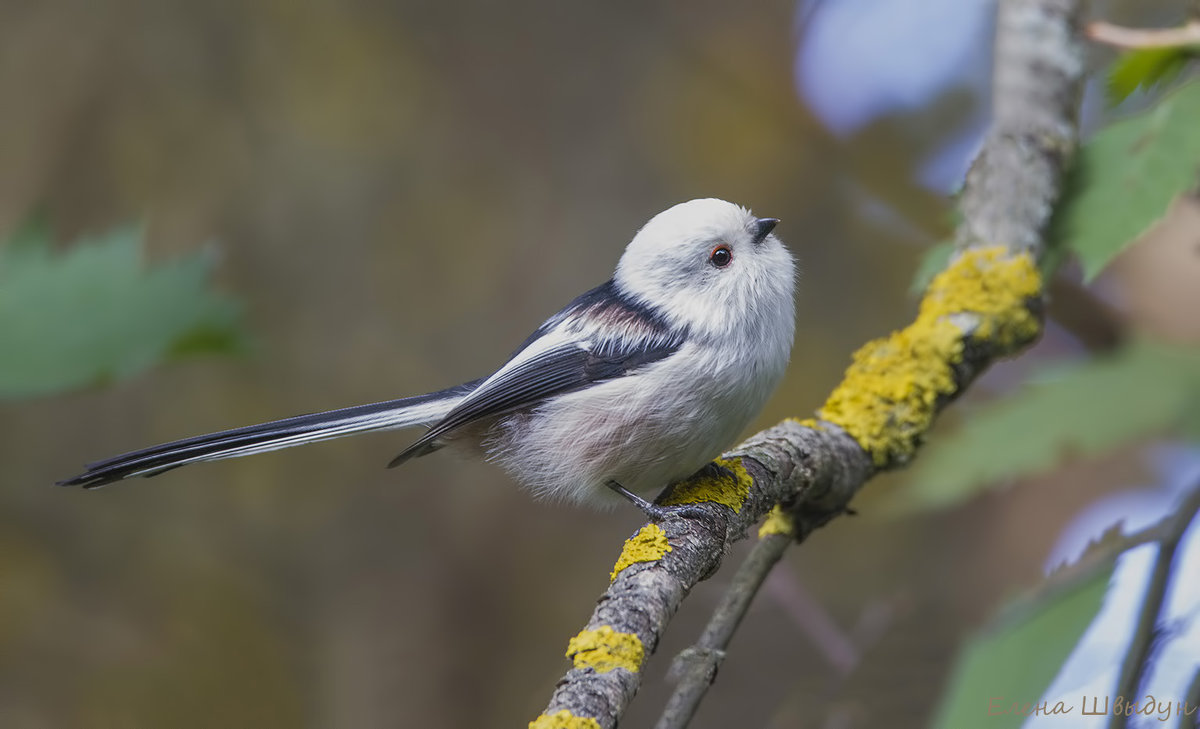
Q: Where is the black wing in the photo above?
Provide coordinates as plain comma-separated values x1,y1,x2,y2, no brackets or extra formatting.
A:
387,280,684,467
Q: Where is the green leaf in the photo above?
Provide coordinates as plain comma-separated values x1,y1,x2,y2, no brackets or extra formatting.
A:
5,212,53,257
909,241,954,295
1051,80,1200,282
932,567,1113,729
0,222,247,400
1106,46,1194,105
891,341,1200,513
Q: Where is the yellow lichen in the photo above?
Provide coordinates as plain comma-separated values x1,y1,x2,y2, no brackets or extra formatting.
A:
788,417,823,430
818,247,1042,468
818,319,962,467
920,246,1042,348
565,625,645,673
660,456,752,511
610,523,671,581
757,505,795,538
529,710,603,729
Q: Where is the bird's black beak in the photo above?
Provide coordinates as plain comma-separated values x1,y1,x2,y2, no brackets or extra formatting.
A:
751,217,779,245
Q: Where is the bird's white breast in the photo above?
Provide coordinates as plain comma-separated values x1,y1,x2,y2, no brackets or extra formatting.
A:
484,331,788,508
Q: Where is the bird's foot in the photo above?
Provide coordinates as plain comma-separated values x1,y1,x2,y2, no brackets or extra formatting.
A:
606,481,711,522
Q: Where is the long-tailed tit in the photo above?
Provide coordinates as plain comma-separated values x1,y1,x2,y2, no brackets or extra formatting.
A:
60,198,797,514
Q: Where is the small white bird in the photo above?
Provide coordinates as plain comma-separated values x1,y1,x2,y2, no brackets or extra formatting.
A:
60,199,797,514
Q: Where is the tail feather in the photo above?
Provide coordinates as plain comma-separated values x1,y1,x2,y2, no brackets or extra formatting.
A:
59,382,477,489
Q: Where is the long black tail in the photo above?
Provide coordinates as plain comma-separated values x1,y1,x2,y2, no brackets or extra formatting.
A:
59,383,476,489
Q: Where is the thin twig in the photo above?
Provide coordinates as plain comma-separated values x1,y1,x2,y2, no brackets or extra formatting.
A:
655,529,795,729
1086,20,1200,50
1108,483,1200,729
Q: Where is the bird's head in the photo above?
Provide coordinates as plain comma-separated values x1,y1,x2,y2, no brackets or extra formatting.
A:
614,198,796,342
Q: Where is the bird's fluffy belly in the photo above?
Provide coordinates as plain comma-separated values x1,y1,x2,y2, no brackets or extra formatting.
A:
484,363,763,508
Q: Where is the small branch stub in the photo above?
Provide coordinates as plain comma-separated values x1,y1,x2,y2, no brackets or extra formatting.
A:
1086,20,1200,50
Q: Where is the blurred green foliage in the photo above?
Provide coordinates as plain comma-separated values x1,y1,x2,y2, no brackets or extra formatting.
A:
895,341,1200,512
1106,46,1196,105
932,567,1113,729
0,218,246,400
1052,79,1200,281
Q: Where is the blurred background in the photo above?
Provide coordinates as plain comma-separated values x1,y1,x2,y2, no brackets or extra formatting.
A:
1,0,1197,727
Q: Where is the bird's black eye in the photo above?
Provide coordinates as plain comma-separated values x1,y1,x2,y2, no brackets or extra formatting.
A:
709,245,733,268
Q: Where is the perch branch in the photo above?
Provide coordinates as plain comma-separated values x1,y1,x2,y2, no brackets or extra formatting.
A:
530,0,1086,726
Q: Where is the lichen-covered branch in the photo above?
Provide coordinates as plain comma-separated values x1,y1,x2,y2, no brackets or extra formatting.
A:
529,1,1086,727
